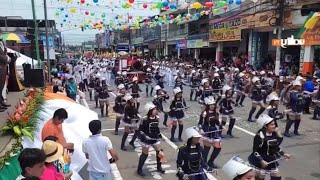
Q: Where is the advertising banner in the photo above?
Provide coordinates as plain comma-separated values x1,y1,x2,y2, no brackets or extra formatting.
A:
250,32,268,69
40,35,55,60
209,19,241,42
176,39,188,49
187,39,208,48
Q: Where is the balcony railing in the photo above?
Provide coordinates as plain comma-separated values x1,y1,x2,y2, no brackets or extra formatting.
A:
167,28,188,38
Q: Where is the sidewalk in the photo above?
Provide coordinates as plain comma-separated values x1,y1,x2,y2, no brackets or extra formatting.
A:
0,91,24,156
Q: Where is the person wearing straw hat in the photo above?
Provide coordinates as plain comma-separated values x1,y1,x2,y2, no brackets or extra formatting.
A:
248,114,290,180
198,97,222,169
113,84,127,135
176,127,212,180
137,102,165,176
169,87,188,142
284,80,304,137
219,85,236,138
129,76,143,111
41,140,73,180
222,156,255,180
120,93,140,150
152,85,170,127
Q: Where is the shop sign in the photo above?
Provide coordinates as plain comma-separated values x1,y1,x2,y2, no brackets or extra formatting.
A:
209,19,241,42
240,11,292,29
148,43,163,49
251,32,267,69
176,39,188,49
299,46,305,73
299,12,320,46
131,37,144,45
272,35,305,48
187,39,208,48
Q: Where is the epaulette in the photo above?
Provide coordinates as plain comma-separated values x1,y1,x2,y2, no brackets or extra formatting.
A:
177,144,187,150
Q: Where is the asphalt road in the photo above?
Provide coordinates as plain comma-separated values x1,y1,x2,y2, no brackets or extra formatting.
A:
79,81,320,180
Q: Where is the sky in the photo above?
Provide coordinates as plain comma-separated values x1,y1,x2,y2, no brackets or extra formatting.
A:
0,0,170,45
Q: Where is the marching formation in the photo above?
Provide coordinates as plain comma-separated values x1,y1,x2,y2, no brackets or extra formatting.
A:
53,58,320,180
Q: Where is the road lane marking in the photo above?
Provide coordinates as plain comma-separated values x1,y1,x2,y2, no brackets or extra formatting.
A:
160,133,217,180
126,135,177,179
232,124,256,136
102,128,124,132
110,92,117,97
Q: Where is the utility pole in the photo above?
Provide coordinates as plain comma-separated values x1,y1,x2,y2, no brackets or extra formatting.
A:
128,13,132,57
31,0,41,67
274,0,285,76
44,0,51,82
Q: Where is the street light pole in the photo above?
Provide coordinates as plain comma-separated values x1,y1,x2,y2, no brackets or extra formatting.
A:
31,0,41,67
275,0,285,76
44,0,51,82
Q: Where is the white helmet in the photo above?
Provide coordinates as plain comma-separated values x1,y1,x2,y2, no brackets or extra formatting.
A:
260,70,266,75
147,68,151,72
96,73,101,78
292,80,302,86
266,93,279,103
132,76,138,82
234,68,239,72
144,102,156,112
295,76,305,81
204,97,215,105
154,85,161,91
122,71,127,76
118,84,125,89
201,79,209,85
185,127,202,140
222,156,253,180
252,76,260,83
101,77,106,81
220,67,225,71
257,114,274,128
251,71,256,75
214,73,219,77
123,93,133,101
117,71,121,75
173,87,182,94
239,72,245,77
222,85,232,94
191,70,196,74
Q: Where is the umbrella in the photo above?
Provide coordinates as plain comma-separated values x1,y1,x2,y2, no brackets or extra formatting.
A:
0,33,30,43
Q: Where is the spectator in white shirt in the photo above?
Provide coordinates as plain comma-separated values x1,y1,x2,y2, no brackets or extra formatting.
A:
82,120,119,180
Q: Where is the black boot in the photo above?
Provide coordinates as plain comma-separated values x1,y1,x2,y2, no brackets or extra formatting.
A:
163,113,168,127
121,132,128,150
137,153,148,176
156,151,165,174
227,118,235,138
95,96,98,108
129,130,139,148
150,87,154,96
248,107,257,122
170,125,177,142
235,95,241,106
146,86,149,97
255,108,266,119
270,176,282,180
294,120,301,135
105,105,109,117
190,90,194,101
239,95,246,106
115,117,121,135
100,106,104,117
207,148,221,168
178,124,183,142
137,103,140,112
202,146,211,163
284,120,294,137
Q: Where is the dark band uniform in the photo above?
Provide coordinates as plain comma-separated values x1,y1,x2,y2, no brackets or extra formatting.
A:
139,116,162,147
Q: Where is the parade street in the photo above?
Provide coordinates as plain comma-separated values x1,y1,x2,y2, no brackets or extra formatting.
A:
80,83,320,180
